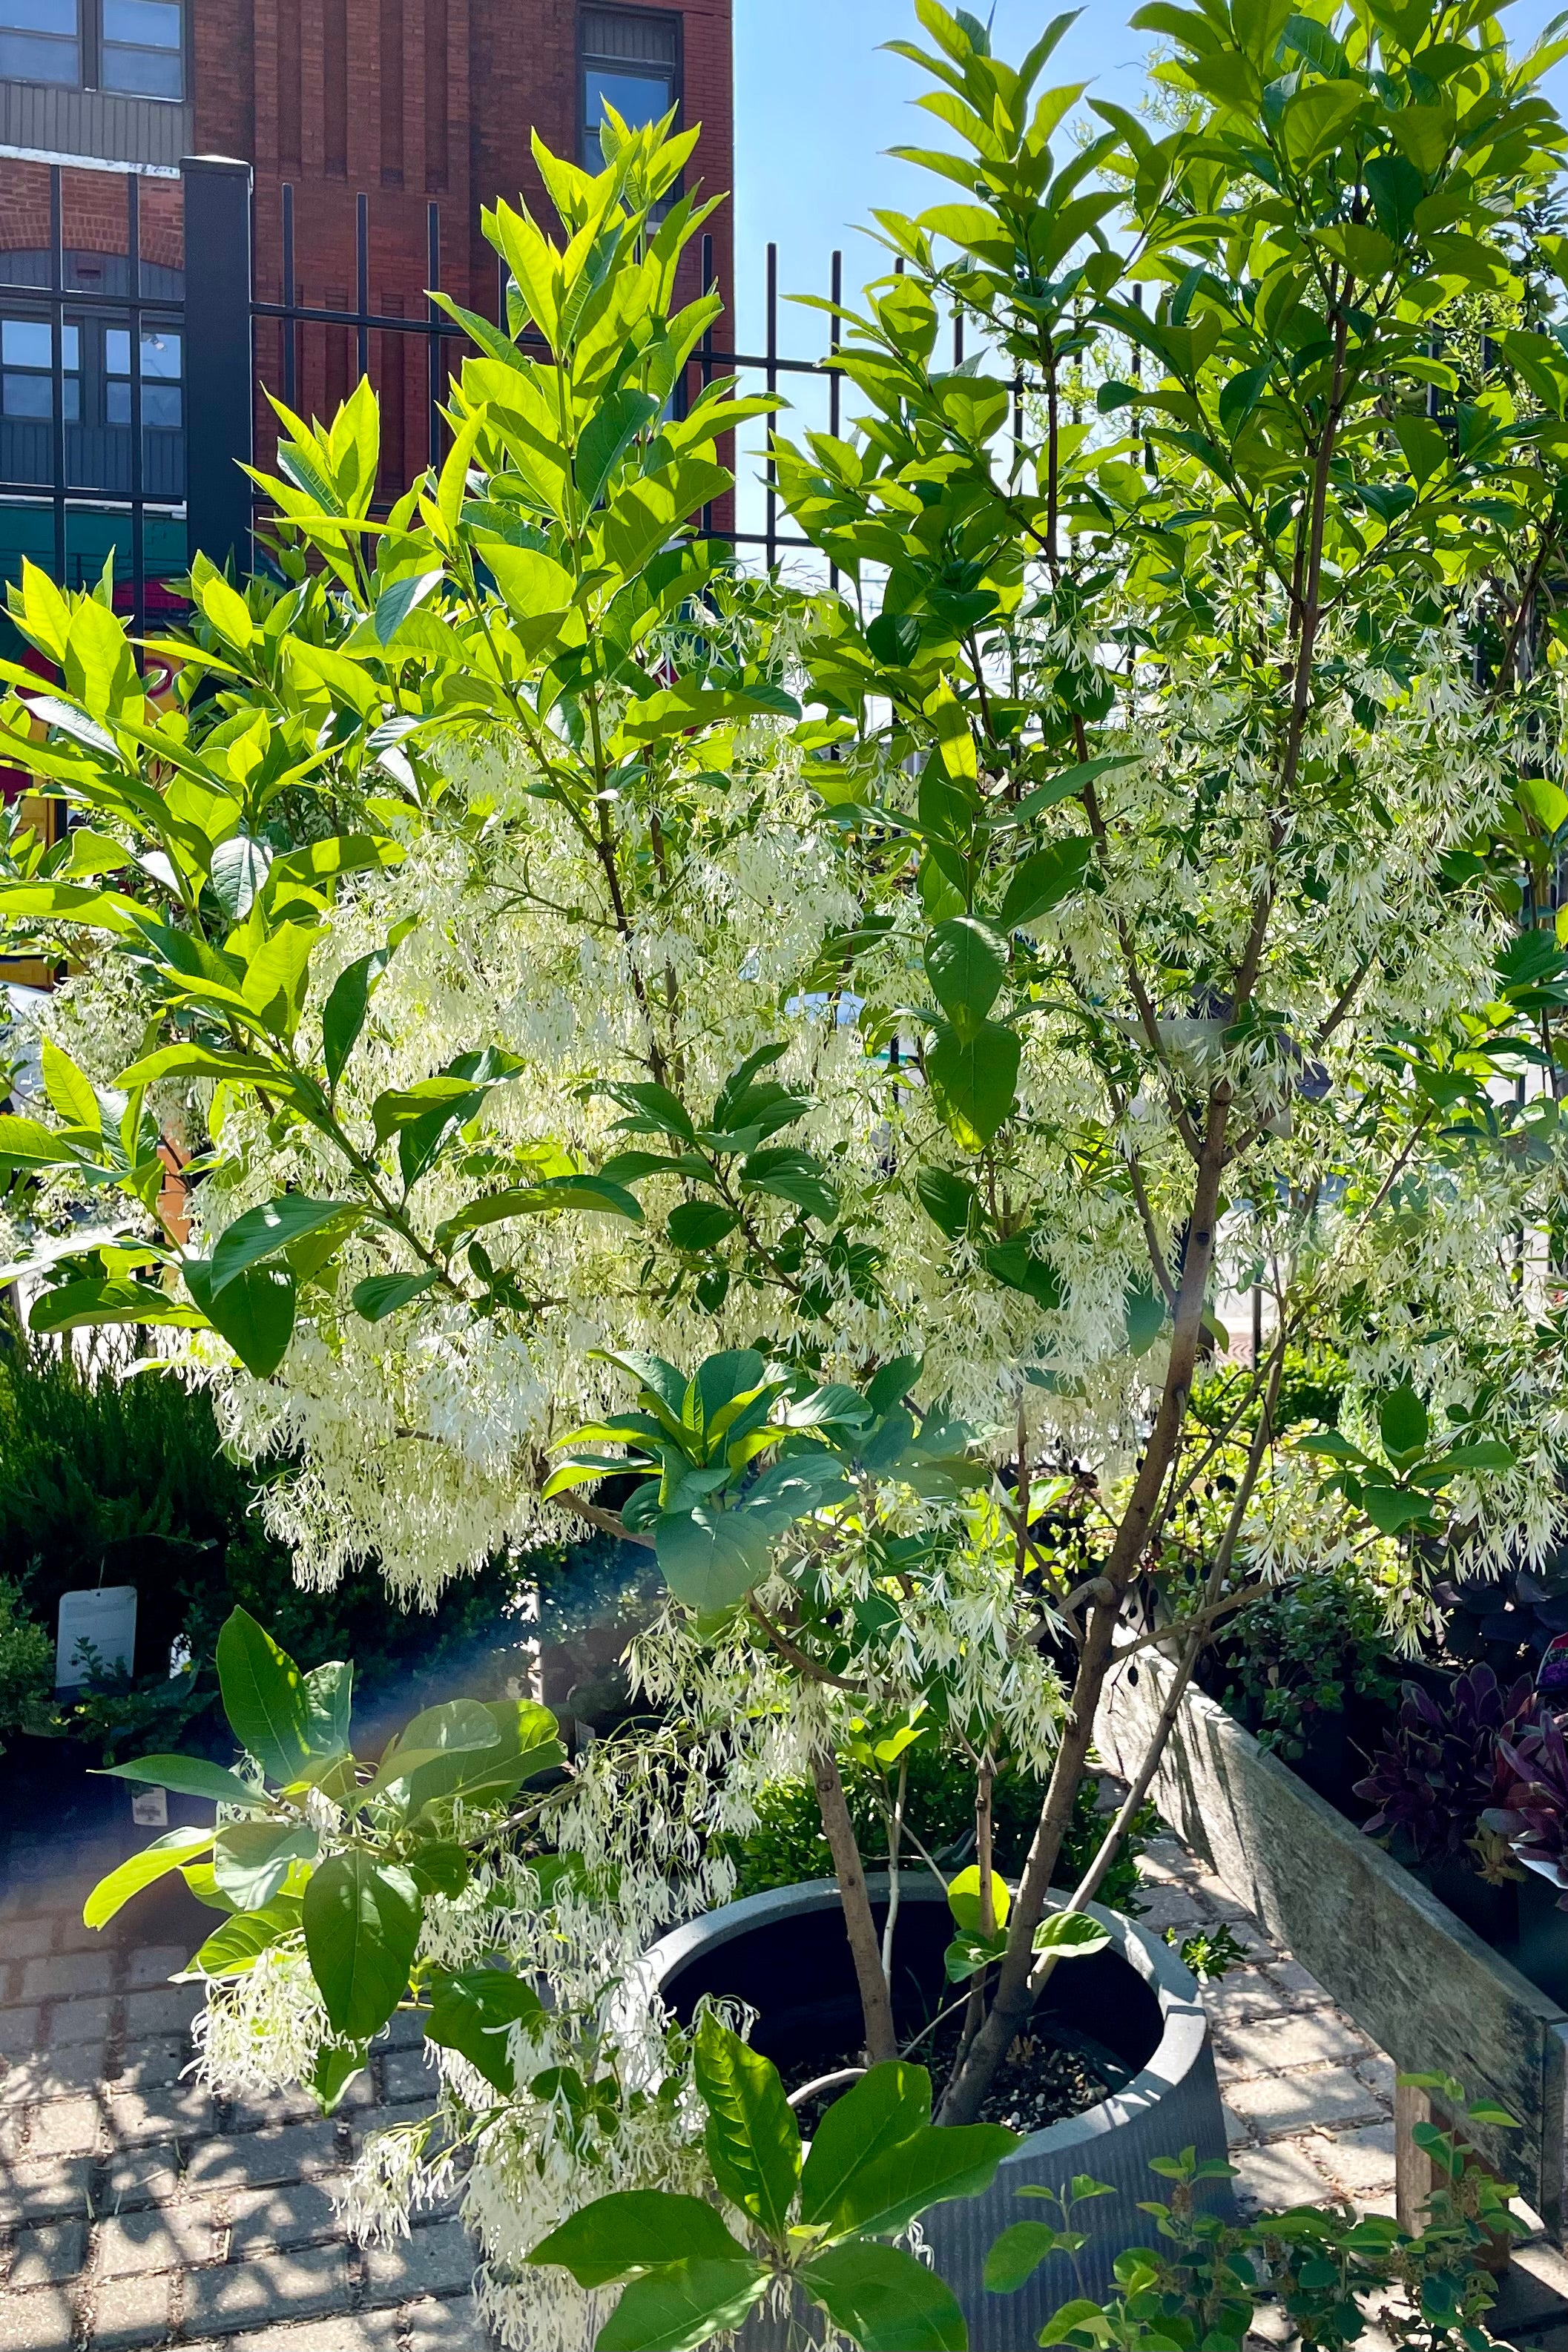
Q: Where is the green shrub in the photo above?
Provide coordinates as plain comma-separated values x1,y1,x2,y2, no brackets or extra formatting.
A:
0,1575,54,1750
1209,1565,1397,1763
727,1747,1154,1914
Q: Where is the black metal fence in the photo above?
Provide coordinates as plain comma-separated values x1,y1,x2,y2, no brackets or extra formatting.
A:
0,158,973,627
0,162,185,636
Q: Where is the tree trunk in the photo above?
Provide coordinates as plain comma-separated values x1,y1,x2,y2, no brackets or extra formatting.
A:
810,1740,899,2065
936,1090,1231,2124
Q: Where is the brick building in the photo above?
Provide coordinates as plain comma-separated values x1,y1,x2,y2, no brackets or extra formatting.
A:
0,0,734,582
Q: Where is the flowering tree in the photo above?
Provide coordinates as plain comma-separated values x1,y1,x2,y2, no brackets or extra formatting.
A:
4,0,1568,2338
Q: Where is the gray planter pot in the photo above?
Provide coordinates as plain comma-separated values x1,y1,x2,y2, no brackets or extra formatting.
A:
642,1876,1232,2351
1099,1653,1568,2238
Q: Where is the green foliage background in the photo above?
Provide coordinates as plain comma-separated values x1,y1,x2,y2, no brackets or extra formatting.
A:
0,1339,525,1754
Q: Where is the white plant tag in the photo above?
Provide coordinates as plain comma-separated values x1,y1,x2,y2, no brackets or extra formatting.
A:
130,1785,168,1827
55,1586,137,1690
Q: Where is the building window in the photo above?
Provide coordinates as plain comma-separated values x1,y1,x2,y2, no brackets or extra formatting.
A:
105,325,181,426
101,0,182,96
580,7,679,171
0,0,79,86
1,317,79,419
0,0,185,98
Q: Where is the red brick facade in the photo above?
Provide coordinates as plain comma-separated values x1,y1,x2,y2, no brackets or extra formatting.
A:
194,0,735,486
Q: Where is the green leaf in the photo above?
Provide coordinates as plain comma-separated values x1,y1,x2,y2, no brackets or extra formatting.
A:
1279,77,1363,167
1124,1283,1167,1355
0,1113,78,1170
655,1507,771,1613
946,1865,1012,1934
915,1167,978,1239
212,1820,318,1910
302,1851,422,2040
210,1196,360,1297
926,1021,1020,1150
352,1271,438,1322
576,389,662,508
361,1699,502,1802
309,2039,369,2114
401,1697,564,1818
1032,1909,1110,1958
210,834,274,919
408,1841,471,1899
29,1279,208,1336
83,1830,215,1929
693,2012,801,2240
1363,1484,1432,1535
1378,1385,1429,1462
814,2118,1018,2241
998,837,1096,929
178,1895,303,1980
182,1256,297,1380
800,2061,932,2226
373,569,444,646
739,1149,839,1223
925,915,1008,1021
1039,2296,1112,2345
595,2261,771,2352
95,1755,269,1810
321,933,406,1092
529,2193,754,2290
1520,777,1568,835
984,1236,1063,1311
214,1606,312,1783
425,1966,544,2094
986,2220,1070,2294
944,1928,1007,1983
1437,1440,1515,1472
667,1201,741,1252
802,2241,966,2352
40,1038,100,1131
868,610,922,666
303,1659,353,1756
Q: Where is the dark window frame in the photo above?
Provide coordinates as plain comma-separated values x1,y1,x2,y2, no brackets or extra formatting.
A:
0,0,188,101
577,4,683,173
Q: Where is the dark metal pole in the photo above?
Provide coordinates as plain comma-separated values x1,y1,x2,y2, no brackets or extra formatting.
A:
128,171,145,645
49,166,65,585
181,155,254,576
281,179,296,412
829,249,842,593
355,191,369,380
426,199,441,472
700,229,714,536
765,241,777,570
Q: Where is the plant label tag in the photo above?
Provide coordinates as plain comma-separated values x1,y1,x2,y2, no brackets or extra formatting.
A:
1538,1631,1568,1699
130,1785,168,1827
55,1586,137,1691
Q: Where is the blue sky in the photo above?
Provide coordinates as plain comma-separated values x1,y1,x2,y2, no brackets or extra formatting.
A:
719,1,1568,542
731,0,1568,348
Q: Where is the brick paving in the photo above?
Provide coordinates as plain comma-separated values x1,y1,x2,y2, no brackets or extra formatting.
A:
2,1796,1565,2349
0,1851,493,2352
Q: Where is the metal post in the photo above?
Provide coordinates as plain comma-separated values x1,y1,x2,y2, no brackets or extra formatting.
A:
355,191,369,381
182,156,254,576
829,249,842,592
281,180,296,411
48,166,65,585
700,229,714,536
426,200,442,472
128,171,145,645
765,241,777,570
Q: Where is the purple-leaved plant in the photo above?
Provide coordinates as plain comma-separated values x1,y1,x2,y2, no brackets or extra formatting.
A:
1355,1663,1537,1879
1484,1707,1568,1907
